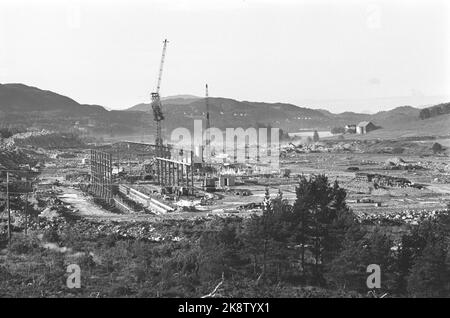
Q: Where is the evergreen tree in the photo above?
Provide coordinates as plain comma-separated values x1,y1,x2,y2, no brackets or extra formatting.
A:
405,214,450,297
324,225,367,291
322,180,356,263
407,238,449,297
313,130,320,142
242,188,290,283
291,175,355,283
292,176,314,277
326,227,394,293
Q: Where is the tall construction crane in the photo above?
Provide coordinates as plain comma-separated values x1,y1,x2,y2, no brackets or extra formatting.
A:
204,83,214,161
151,39,168,155
205,84,211,147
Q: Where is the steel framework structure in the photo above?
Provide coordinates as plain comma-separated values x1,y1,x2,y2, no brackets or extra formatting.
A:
152,144,195,195
90,149,113,203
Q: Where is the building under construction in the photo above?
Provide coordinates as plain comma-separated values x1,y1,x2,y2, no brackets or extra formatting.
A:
84,39,280,214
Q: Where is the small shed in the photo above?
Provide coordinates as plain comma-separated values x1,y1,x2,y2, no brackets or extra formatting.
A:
356,121,377,134
217,174,236,188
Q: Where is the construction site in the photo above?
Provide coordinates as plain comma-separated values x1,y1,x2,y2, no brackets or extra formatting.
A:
60,40,280,217
1,40,450,298
2,39,449,227
1,0,450,299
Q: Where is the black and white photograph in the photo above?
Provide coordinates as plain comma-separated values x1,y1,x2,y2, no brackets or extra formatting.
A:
1,0,450,302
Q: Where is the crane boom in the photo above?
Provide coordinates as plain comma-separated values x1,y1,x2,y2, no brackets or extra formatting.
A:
155,39,168,94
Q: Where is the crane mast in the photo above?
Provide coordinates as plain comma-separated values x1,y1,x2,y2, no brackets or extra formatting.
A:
205,83,212,161
205,84,210,145
151,39,168,155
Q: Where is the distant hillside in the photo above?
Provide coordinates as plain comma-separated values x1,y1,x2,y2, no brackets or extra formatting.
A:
419,102,450,120
1,82,448,138
0,83,147,135
128,95,202,111
128,97,331,132
370,106,421,127
128,103,150,112
0,83,106,114
127,98,426,132
337,113,450,139
162,95,201,102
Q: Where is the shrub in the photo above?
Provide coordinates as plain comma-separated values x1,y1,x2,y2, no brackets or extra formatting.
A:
42,228,60,243
8,236,40,254
331,127,345,134
392,147,404,154
432,142,443,154
109,284,134,297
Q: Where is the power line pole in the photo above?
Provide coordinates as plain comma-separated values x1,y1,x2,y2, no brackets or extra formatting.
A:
205,83,211,162
24,190,28,236
6,171,11,244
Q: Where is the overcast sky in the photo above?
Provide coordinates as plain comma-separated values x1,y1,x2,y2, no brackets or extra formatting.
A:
0,0,449,113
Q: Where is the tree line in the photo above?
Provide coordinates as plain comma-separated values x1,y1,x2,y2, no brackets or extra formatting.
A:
164,175,450,297
419,102,450,120
3,174,449,297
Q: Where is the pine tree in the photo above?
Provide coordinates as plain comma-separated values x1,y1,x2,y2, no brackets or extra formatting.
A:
292,176,314,277
407,234,450,297
242,187,289,283
324,226,368,291
407,242,449,297
291,175,353,283
313,130,320,142
322,180,356,263
325,227,394,293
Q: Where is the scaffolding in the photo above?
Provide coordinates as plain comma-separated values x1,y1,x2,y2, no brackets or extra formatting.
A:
90,149,113,203
154,146,194,195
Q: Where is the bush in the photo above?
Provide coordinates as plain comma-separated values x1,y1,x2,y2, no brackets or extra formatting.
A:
78,253,96,270
419,103,450,120
42,228,60,243
331,127,345,135
0,127,25,139
109,284,134,297
432,142,443,154
392,147,404,154
8,236,40,254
